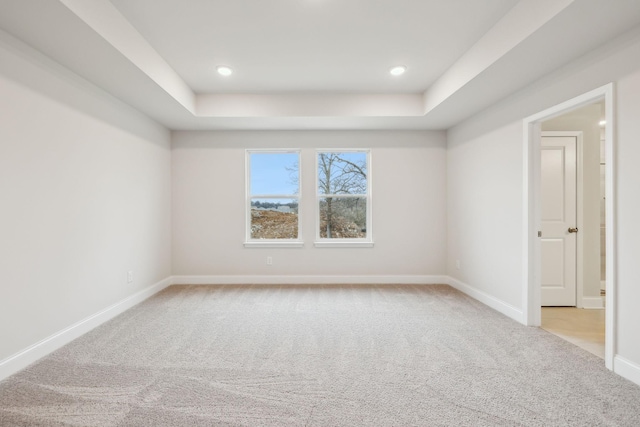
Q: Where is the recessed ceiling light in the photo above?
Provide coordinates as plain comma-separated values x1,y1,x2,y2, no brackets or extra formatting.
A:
599,120,606,126
217,65,233,77
390,65,407,76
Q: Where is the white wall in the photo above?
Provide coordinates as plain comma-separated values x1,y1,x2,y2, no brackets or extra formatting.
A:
447,121,524,308
542,103,603,304
447,25,640,381
616,67,640,369
0,33,172,363
172,131,446,280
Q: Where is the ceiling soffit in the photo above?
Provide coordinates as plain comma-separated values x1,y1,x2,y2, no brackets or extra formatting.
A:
1,0,639,129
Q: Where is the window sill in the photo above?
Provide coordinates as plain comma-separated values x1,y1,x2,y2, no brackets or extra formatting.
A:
244,241,304,248
314,241,374,248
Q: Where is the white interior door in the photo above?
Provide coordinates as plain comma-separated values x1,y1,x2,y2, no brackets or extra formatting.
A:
541,135,577,306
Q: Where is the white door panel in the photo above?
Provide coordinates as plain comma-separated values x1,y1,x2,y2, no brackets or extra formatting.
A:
541,136,577,306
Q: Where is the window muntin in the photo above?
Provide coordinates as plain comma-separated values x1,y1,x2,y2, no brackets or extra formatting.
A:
246,150,301,245
316,150,372,246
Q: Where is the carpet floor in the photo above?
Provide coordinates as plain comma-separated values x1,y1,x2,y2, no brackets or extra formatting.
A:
1,284,639,426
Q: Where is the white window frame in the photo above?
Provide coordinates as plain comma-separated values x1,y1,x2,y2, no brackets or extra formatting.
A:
244,149,303,248
315,149,373,248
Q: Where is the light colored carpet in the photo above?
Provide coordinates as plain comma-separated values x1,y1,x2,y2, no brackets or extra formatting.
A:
1,284,639,426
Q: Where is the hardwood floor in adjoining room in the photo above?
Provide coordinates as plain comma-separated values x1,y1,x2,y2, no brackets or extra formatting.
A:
541,307,605,359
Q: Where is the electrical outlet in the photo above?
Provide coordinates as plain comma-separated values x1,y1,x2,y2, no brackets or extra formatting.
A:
455,260,461,270
127,271,134,283
266,256,273,266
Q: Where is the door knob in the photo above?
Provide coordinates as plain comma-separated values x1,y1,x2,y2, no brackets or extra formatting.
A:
568,227,579,233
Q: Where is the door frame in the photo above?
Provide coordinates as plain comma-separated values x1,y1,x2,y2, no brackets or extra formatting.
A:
541,131,584,308
522,83,615,370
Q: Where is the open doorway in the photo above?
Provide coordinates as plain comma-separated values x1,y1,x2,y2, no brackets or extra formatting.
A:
522,84,615,370
538,104,606,359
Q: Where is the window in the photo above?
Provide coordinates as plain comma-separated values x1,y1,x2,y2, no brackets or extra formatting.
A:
316,150,372,247
245,150,302,247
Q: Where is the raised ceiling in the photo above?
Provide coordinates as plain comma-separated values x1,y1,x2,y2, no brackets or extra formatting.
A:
1,0,640,130
109,0,519,94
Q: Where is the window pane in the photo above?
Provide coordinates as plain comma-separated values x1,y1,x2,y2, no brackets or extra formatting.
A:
319,197,366,238
251,198,298,239
250,153,298,195
318,152,367,195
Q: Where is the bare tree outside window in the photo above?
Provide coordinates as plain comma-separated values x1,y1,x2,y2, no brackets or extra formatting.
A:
317,151,369,239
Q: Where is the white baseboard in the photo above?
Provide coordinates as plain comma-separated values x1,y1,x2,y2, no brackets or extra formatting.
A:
446,276,525,324
171,275,448,285
0,277,172,382
582,296,605,309
614,355,640,387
